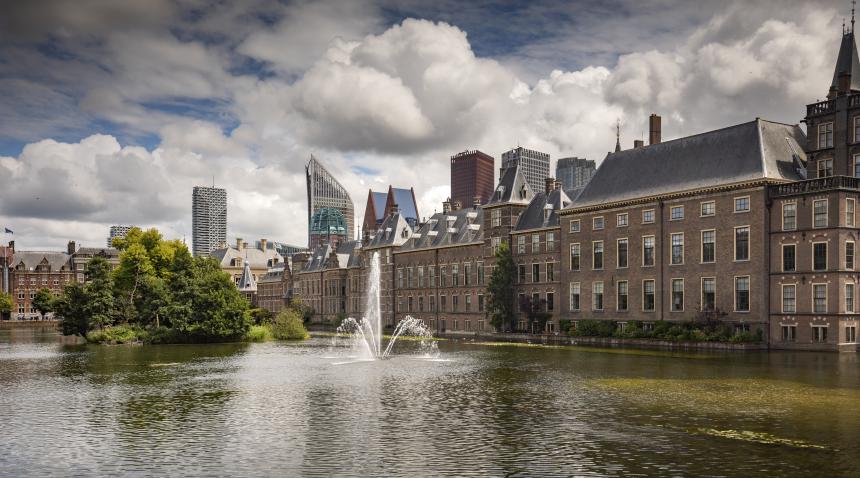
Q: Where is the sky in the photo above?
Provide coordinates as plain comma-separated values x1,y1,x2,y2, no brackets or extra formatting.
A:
0,0,851,250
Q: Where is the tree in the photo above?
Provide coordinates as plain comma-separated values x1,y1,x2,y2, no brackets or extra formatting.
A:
84,257,117,329
32,288,55,320
55,282,89,336
0,292,12,319
487,242,516,332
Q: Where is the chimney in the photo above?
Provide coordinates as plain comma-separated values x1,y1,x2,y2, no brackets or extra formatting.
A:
452,200,462,211
545,177,555,194
473,195,482,209
649,114,662,145
634,139,644,149
260,238,267,251
242,241,248,250
8,241,14,253
67,241,76,255
389,203,399,216
442,198,452,214
554,179,562,191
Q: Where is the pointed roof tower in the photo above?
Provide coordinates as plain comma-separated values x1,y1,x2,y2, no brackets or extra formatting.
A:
829,3,860,99
614,119,622,153
237,260,257,292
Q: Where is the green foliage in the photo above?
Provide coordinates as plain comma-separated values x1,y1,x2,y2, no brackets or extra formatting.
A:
0,291,12,315
271,308,310,340
54,227,251,344
250,308,274,325
568,319,762,343
487,242,516,332
32,288,56,319
245,324,274,342
86,325,144,344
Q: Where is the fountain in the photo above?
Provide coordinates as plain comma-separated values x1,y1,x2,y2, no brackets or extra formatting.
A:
332,251,437,360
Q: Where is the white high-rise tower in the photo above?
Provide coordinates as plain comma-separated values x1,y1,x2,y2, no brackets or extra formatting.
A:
192,186,227,257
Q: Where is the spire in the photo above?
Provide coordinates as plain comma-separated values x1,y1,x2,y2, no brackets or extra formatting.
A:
237,259,257,292
614,118,621,153
829,7,860,99
852,0,856,33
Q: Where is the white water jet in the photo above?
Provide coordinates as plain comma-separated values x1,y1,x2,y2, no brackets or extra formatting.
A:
333,251,437,360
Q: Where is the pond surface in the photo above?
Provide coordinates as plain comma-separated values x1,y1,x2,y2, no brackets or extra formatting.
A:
1,326,858,477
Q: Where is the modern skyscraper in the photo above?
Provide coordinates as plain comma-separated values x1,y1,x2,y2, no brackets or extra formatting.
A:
555,157,596,199
499,147,550,194
306,155,354,245
107,225,135,247
192,186,227,257
450,150,494,207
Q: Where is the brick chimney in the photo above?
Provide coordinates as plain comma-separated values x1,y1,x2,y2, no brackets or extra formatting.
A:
236,238,243,250
442,198,452,214
649,114,661,145
260,238,267,251
634,139,644,149
452,200,462,211
389,203,400,216
67,241,76,255
554,179,562,191
545,177,556,194
473,195,482,209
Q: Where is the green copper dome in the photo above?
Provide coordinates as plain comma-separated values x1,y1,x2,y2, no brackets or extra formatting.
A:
309,208,347,236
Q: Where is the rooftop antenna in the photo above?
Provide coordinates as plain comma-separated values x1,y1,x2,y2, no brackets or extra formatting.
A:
844,17,847,35
853,0,856,33
614,118,621,153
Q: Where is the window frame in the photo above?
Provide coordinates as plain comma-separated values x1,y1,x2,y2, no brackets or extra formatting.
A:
734,196,750,213
669,205,684,221
670,232,684,265
812,283,828,314
616,238,629,269
813,241,828,271
592,216,605,231
734,226,750,262
700,201,715,217
701,277,716,311
782,202,797,231
570,282,581,311
570,219,580,233
782,243,797,272
642,235,655,267
642,279,656,312
671,278,684,312
642,209,655,224
592,281,604,311
592,240,604,270
848,198,856,227
701,229,716,264
616,213,628,227
813,199,828,228
847,283,855,313
616,280,628,311
847,241,855,271
782,283,797,314
734,275,750,313
819,121,834,149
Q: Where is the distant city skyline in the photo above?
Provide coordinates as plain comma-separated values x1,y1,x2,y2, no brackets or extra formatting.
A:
192,186,227,257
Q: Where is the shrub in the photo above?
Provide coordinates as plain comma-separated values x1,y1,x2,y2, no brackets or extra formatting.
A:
246,324,274,342
86,325,144,344
271,309,310,340
570,319,616,337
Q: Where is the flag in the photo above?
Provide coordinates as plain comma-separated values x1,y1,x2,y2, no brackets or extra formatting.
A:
3,228,12,234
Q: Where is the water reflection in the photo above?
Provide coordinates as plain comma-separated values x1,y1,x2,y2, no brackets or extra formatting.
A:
0,327,858,477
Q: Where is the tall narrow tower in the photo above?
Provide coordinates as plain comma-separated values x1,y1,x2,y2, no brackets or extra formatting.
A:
192,186,227,257
306,155,355,246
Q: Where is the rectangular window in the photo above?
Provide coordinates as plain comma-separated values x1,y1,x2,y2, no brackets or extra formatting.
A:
702,278,716,311
570,220,580,233
813,325,828,343
782,325,797,342
671,233,684,265
814,199,828,228
818,158,833,178
570,243,581,271
782,203,797,230
734,196,750,213
570,283,581,311
855,154,860,178
532,263,540,283
592,282,604,311
593,217,604,230
478,294,485,312
477,262,484,285
407,296,413,313
617,238,628,268
452,295,459,312
848,199,857,227
397,269,404,288
671,279,684,312
855,116,860,143
846,325,857,343
819,122,833,148
643,236,655,266
429,266,436,287
813,284,827,313
814,242,827,271
464,262,472,286
517,236,526,254
491,209,501,227
783,244,796,272
617,213,628,227
546,262,555,282
532,233,540,253
440,266,447,287
407,267,414,288
670,205,684,220
735,276,750,312
430,295,436,312
643,280,655,311
701,230,716,263
418,296,424,312
518,264,526,283
617,281,628,311
491,237,501,254
417,267,424,288
642,209,655,224
546,292,554,312
546,232,555,251
452,264,459,286
734,226,749,261
700,201,715,217
593,241,604,270
782,284,796,313
847,283,855,313
847,242,855,270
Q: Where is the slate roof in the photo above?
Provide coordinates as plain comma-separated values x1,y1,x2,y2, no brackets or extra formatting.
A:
391,188,418,220
237,260,257,292
210,246,284,269
301,240,361,272
514,188,572,231
258,263,287,284
12,252,72,271
74,247,119,258
399,207,484,251
486,164,534,205
370,192,387,222
831,31,860,94
570,119,807,209
365,213,414,248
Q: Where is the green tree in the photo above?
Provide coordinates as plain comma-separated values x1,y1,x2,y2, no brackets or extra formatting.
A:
0,292,12,319
55,282,89,336
32,288,55,320
85,257,117,329
271,308,310,340
487,242,516,332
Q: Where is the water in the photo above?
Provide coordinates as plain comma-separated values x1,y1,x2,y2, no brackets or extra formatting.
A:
1,326,860,477
334,251,437,360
